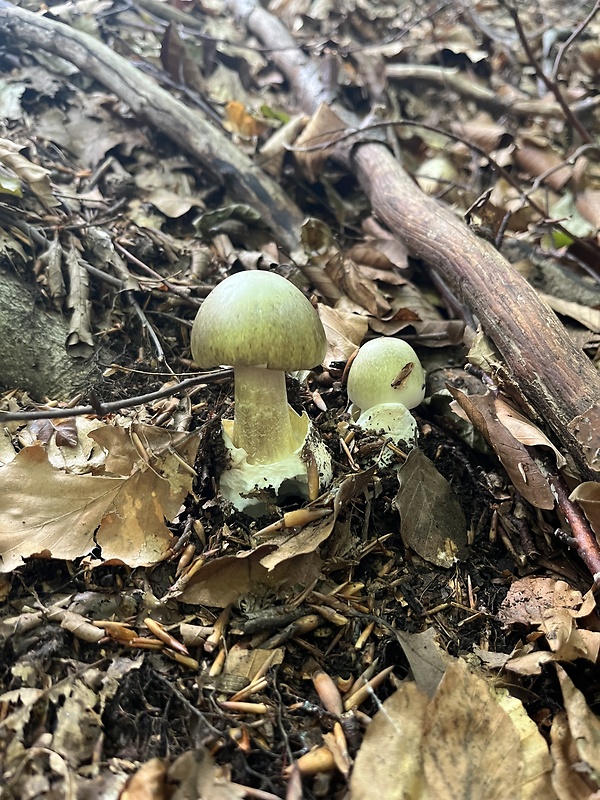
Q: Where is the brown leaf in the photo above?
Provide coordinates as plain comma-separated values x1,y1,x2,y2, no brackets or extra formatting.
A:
568,407,600,474
0,426,199,571
556,665,600,787
317,304,368,364
570,481,600,537
448,387,554,509
395,449,467,568
422,660,522,800
350,681,429,800
160,24,205,94
293,103,346,182
122,758,166,800
325,253,391,317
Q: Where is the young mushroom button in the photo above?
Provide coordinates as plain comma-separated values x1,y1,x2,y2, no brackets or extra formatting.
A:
347,337,426,413
191,271,326,466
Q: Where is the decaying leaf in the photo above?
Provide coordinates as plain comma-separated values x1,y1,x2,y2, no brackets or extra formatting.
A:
168,748,245,800
350,681,429,800
0,424,200,571
317,304,368,364
395,449,467,568
500,578,600,673
555,665,600,791
351,659,555,800
448,386,555,509
293,103,346,182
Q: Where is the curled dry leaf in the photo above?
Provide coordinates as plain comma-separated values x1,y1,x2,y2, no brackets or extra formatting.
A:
317,303,369,364
0,424,200,571
293,103,346,183
448,386,555,509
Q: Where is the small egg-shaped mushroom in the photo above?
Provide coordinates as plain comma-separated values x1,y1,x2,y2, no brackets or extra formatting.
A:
347,338,425,413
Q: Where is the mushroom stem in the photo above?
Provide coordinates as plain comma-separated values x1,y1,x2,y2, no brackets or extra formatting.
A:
233,366,296,465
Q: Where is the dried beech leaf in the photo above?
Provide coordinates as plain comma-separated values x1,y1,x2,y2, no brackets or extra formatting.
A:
556,665,600,785
498,577,584,628
539,291,600,333
293,103,346,182
161,24,205,94
422,660,522,800
0,426,199,571
350,681,429,800
568,406,600,474
448,387,554,509
325,253,391,317
317,304,368,363
395,449,467,568
494,397,566,468
550,712,598,800
494,689,555,800
168,748,245,800
569,480,600,537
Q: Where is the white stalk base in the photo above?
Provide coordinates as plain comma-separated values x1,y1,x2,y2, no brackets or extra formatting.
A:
219,408,332,516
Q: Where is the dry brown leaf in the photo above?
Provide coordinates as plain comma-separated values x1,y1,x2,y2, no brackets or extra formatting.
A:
393,627,455,698
494,689,555,800
550,711,599,800
325,252,391,317
538,291,600,334
451,114,511,154
293,103,346,182
168,749,245,800
422,660,522,799
498,577,585,628
317,304,368,364
121,758,167,800
448,387,554,509
395,449,467,568
176,545,275,606
350,681,429,800
161,24,205,94
569,480,600,537
494,397,567,468
515,143,574,191
556,665,600,789
567,407,600,474
0,426,199,571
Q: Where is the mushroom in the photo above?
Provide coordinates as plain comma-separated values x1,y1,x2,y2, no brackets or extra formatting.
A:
346,338,425,453
347,338,425,413
191,270,332,512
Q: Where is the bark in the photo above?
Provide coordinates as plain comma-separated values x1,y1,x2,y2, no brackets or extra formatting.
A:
0,272,98,399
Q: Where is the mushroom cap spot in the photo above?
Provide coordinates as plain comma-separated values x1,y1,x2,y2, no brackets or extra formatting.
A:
347,337,426,411
191,271,326,370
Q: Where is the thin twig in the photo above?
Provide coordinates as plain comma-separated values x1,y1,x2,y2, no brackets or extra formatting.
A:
551,0,600,81
0,370,233,421
544,467,600,584
501,0,592,143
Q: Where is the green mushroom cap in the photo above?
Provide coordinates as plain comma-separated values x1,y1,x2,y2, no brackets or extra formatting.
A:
191,271,326,371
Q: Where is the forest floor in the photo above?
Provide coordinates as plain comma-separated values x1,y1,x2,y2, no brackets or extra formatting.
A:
2,1,600,798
